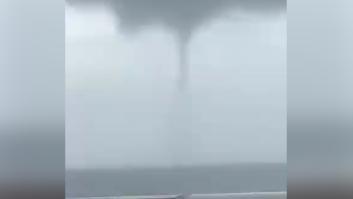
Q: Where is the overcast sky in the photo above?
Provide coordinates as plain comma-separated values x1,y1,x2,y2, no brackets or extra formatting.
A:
65,3,286,169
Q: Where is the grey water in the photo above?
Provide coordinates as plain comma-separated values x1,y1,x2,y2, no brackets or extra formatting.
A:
66,163,286,197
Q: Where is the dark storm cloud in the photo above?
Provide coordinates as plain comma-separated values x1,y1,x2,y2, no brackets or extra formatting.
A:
67,0,286,34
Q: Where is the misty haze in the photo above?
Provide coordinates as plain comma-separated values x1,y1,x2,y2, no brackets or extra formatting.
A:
65,0,286,197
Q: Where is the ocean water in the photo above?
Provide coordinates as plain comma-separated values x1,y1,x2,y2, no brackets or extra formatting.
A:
67,192,287,199
66,163,286,198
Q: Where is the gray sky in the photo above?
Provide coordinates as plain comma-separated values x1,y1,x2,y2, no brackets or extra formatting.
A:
65,4,286,169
